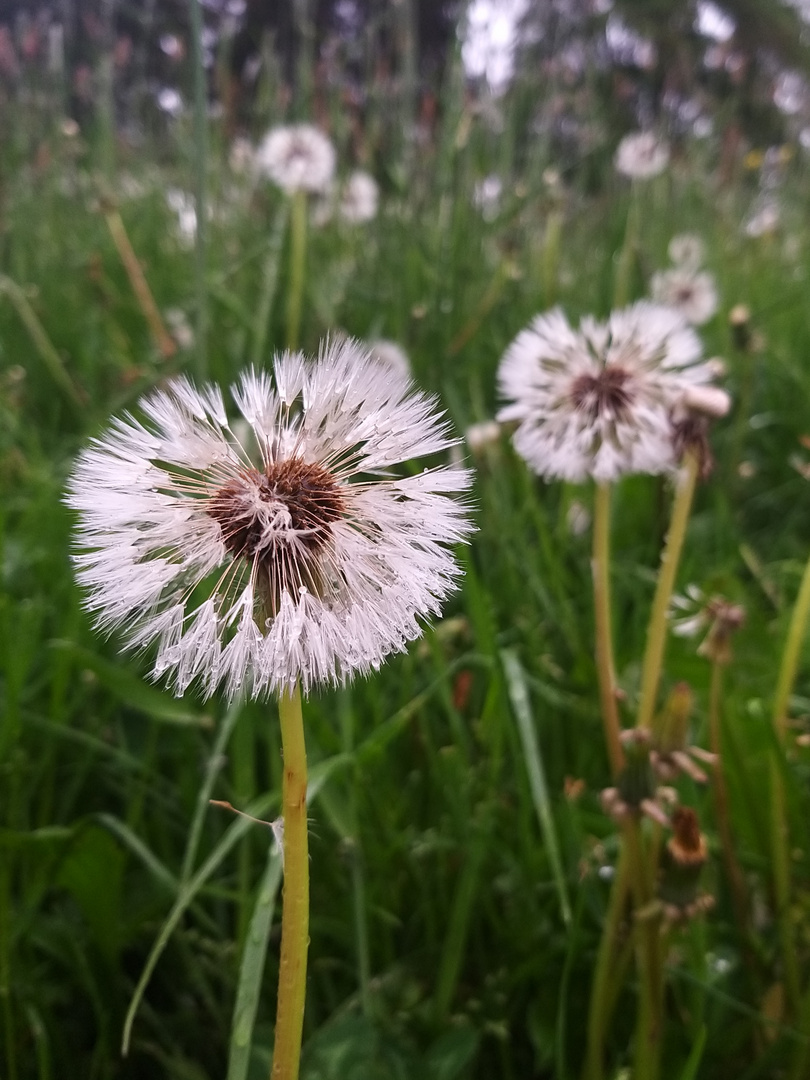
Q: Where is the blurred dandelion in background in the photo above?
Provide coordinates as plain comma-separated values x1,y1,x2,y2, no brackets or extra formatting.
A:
497,302,721,482
651,265,719,325
255,124,336,195
614,131,670,179
338,170,379,224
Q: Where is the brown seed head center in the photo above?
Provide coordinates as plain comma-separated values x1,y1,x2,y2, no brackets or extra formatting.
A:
675,284,696,303
207,459,345,564
570,366,634,422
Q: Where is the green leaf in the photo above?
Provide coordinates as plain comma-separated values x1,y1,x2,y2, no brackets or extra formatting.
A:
226,846,283,1080
679,1025,707,1080
424,1025,480,1080
57,824,126,964
123,752,353,1055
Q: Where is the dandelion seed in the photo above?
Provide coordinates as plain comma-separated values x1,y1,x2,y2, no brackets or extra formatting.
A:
157,87,183,117
669,586,744,664
651,266,719,325
66,340,474,701
255,124,336,196
744,200,780,238
473,175,503,220
465,420,502,455
497,302,719,483
166,188,197,246
614,131,670,180
566,499,591,536
164,308,195,351
338,171,379,224
668,234,705,270
229,137,255,175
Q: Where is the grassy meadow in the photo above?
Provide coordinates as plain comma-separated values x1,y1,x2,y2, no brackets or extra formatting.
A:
5,25,810,1080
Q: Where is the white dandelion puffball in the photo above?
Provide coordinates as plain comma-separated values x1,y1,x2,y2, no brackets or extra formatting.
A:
497,302,718,483
614,131,670,180
255,124,336,195
744,201,780,238
650,267,719,325
166,188,197,246
229,136,255,175
668,234,705,271
465,420,502,454
339,170,379,224
67,341,474,700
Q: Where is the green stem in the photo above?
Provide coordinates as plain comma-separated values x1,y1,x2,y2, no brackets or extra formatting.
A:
637,452,699,734
542,209,563,307
0,862,17,1080
188,0,209,380
624,821,663,1080
772,553,810,744
0,275,83,409
789,979,810,1079
252,202,291,367
592,483,624,779
286,191,308,352
584,845,632,1080
708,662,753,967
770,551,810,1018
613,192,640,309
771,756,800,1016
271,684,309,1080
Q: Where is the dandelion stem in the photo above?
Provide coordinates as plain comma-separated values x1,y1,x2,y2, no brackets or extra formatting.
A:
592,483,625,778
271,683,309,1080
286,191,308,352
584,845,631,1080
542,209,563,307
102,205,177,360
708,661,753,967
769,551,810,1017
0,274,84,409
252,202,291,367
613,192,640,309
188,0,209,381
624,820,663,1080
637,451,699,734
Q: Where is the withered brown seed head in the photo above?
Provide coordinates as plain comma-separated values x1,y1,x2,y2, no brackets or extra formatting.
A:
668,806,707,866
207,459,346,565
570,367,634,422
671,412,713,479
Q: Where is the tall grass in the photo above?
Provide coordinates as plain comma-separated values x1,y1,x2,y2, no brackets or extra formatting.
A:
4,20,810,1080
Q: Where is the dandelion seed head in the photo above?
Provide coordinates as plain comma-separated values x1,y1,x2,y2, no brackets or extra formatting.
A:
339,170,379,223
651,267,719,325
497,302,719,483
256,124,336,195
614,131,670,180
66,341,474,700
668,234,705,270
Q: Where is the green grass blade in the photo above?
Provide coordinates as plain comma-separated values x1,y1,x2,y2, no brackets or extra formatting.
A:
501,648,572,928
122,753,352,1054
187,0,209,380
226,846,283,1080
94,813,177,894
679,1025,707,1080
181,701,244,883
